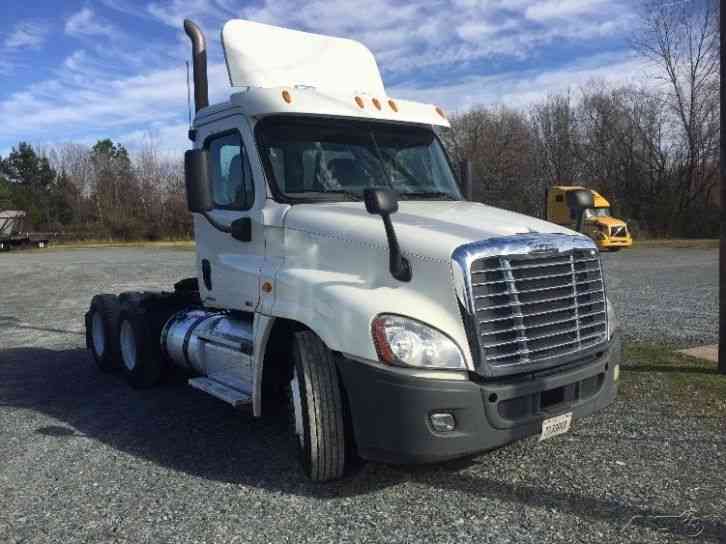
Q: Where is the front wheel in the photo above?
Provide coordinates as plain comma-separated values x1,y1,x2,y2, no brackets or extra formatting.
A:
289,331,347,482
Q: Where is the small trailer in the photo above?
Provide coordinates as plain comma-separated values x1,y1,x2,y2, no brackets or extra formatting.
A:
0,211,50,251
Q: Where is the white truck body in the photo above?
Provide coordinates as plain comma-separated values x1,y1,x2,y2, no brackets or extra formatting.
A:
85,19,620,481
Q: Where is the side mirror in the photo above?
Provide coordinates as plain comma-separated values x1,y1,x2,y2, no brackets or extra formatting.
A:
565,189,594,232
459,160,473,201
184,149,212,213
364,188,399,215
363,189,411,282
230,217,252,242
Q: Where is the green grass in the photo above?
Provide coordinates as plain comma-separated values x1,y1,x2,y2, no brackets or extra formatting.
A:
620,344,726,418
50,240,196,251
635,239,719,249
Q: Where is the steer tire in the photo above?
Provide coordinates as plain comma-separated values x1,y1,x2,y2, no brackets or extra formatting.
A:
118,300,164,389
86,294,122,372
288,331,347,482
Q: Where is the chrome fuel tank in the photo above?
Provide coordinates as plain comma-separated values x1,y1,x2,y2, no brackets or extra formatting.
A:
161,309,254,383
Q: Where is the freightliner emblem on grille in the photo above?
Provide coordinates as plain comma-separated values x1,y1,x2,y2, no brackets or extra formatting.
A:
528,242,558,255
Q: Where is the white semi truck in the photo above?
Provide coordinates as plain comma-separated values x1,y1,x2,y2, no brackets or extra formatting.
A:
85,19,620,481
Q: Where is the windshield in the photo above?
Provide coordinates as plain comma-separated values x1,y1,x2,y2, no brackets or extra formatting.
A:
584,207,611,219
256,116,462,202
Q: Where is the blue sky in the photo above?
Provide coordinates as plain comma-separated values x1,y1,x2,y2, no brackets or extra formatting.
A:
0,0,645,157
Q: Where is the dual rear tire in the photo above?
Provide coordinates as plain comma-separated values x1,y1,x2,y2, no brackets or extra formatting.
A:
86,295,122,372
86,293,164,388
118,301,164,388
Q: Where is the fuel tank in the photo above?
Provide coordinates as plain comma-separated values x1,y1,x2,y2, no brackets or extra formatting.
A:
161,309,253,383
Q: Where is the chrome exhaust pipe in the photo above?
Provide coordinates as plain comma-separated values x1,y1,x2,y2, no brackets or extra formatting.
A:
183,19,209,112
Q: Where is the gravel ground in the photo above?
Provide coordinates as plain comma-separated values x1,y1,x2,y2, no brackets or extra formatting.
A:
602,247,719,347
0,246,723,544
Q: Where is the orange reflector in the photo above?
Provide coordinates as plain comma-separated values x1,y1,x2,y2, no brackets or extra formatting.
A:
355,96,365,108
372,98,382,110
388,99,398,112
262,281,273,294
282,90,292,104
435,106,446,118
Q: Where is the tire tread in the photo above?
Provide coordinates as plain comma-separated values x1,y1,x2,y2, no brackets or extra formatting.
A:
294,331,346,481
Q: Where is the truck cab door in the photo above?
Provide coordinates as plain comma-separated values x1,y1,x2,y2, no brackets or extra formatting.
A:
194,117,265,312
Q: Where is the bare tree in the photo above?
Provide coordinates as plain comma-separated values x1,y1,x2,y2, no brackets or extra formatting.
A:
531,92,581,186
633,0,720,231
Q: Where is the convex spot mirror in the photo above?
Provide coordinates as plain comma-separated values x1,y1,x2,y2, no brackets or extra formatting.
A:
184,149,213,213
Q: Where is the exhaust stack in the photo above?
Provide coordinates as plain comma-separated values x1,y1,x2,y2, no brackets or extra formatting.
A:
183,19,209,113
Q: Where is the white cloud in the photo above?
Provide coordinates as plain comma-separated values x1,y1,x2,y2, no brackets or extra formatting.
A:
525,0,610,21
147,0,233,27
0,61,228,145
0,0,647,154
391,52,649,113
4,21,49,49
65,8,117,37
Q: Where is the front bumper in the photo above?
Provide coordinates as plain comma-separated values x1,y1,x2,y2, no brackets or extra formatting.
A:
596,236,633,249
338,333,621,464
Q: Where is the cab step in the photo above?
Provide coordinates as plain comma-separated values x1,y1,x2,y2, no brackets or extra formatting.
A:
188,376,251,407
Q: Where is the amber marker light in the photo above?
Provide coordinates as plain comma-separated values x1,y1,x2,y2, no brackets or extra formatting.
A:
435,106,446,119
388,99,398,112
282,90,292,104
355,96,365,108
372,98,382,110
371,318,396,365
262,281,273,293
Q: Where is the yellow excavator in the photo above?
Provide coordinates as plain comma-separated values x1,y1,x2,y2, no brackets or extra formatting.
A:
546,186,633,251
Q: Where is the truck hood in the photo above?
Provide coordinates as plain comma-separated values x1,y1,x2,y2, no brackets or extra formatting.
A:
284,201,577,262
587,216,626,228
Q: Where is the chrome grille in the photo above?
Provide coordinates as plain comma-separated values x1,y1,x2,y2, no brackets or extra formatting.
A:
453,235,608,377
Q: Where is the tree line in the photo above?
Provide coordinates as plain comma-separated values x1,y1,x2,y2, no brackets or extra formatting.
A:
0,0,719,240
0,139,191,241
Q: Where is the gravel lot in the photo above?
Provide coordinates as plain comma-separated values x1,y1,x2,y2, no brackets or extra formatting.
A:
0,246,723,543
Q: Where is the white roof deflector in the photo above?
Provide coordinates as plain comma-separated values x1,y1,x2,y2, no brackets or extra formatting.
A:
221,20,386,95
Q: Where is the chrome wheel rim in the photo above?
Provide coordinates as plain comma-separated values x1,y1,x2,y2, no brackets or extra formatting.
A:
91,311,105,357
290,367,304,448
120,320,137,371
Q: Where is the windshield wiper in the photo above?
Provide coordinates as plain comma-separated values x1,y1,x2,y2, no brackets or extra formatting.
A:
399,191,459,201
322,190,363,201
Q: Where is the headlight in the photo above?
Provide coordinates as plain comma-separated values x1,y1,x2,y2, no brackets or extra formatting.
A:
371,314,466,370
606,297,617,341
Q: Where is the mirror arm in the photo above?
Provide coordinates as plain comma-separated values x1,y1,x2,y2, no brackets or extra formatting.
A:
381,213,411,282
201,211,231,233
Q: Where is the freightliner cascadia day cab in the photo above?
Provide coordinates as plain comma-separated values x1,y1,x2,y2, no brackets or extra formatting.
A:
546,186,633,251
85,19,621,481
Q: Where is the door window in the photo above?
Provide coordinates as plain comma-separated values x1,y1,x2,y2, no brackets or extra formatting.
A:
207,132,254,210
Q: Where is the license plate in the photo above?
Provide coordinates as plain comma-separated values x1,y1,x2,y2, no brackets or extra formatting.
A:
539,412,572,442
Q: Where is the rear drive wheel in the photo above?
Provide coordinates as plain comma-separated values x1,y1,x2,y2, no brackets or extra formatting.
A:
86,294,122,372
288,331,347,481
118,303,163,389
